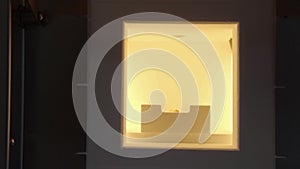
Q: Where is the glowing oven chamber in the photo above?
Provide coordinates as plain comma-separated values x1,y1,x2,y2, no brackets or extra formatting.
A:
122,22,239,150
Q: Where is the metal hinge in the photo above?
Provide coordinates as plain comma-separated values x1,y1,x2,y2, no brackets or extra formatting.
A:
17,4,47,28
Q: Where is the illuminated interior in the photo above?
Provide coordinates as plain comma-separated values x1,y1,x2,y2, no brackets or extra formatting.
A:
122,22,239,150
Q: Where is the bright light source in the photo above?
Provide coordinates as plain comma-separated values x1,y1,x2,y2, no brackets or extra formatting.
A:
122,22,239,150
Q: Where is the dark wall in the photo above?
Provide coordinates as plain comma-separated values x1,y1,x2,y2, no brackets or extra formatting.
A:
23,18,86,169
276,18,300,169
277,0,300,18
87,0,275,169
10,0,88,169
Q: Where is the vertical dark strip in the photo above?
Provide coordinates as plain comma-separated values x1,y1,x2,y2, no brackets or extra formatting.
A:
18,28,25,169
19,27,25,169
9,0,26,168
0,0,10,168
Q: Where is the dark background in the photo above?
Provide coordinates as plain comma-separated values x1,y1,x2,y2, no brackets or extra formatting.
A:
8,0,87,169
0,0,10,168
276,1,300,169
276,18,300,168
1,0,299,168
